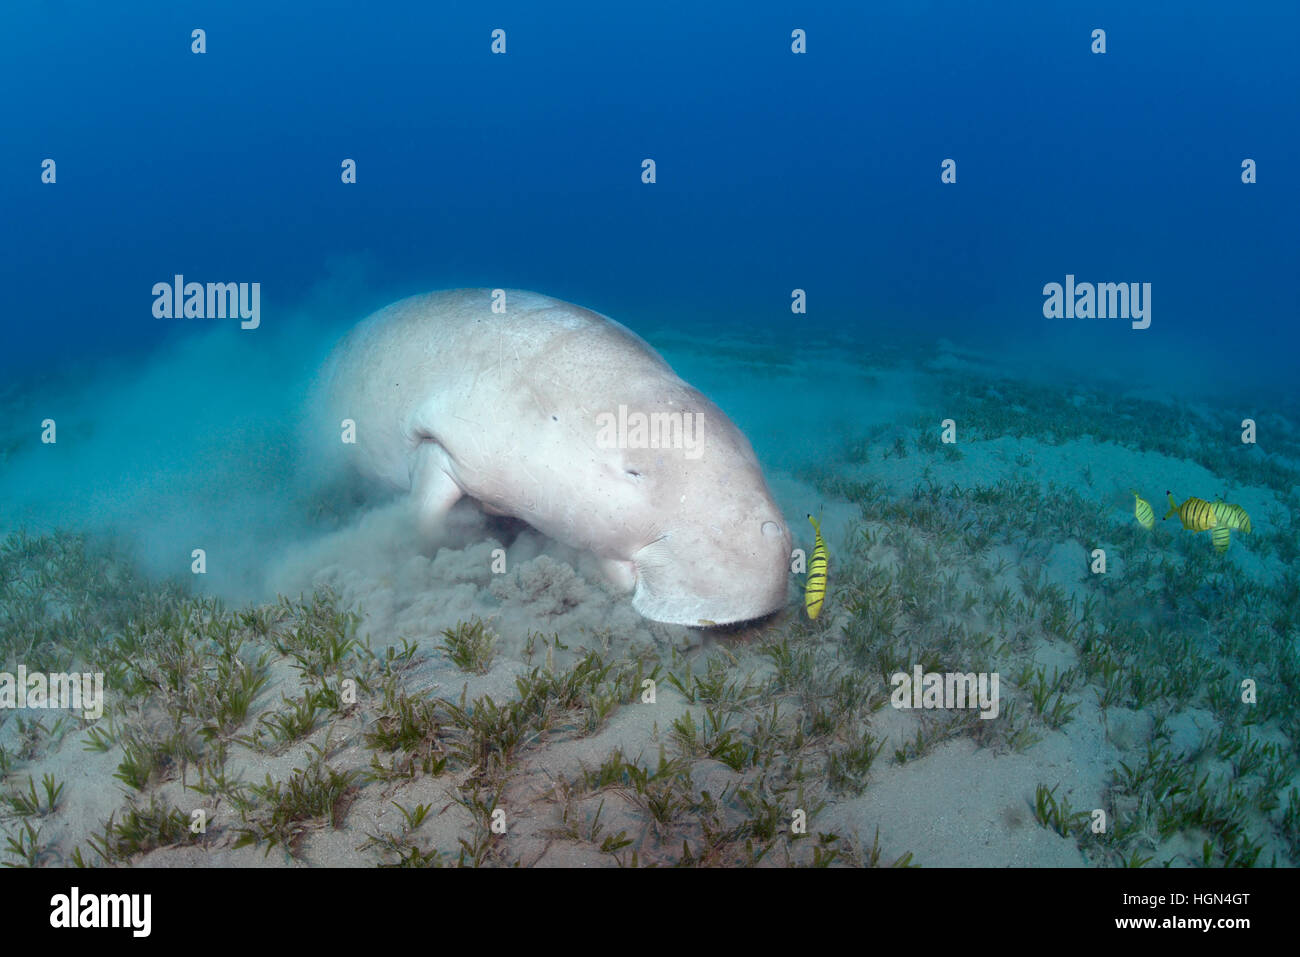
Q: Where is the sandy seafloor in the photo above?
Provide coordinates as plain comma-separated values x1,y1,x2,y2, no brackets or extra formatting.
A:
1,308,1298,868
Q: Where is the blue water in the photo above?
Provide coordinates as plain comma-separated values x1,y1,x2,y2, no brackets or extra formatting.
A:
3,1,1296,390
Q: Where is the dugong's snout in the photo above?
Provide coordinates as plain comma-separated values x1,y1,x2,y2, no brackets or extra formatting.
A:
630,514,792,626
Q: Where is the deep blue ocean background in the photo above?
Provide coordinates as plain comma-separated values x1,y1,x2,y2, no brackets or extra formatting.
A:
2,0,1297,389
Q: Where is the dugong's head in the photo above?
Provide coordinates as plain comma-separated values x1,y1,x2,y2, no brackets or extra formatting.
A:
591,388,793,627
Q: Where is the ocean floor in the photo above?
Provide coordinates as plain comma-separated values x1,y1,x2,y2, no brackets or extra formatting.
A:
1,323,1298,867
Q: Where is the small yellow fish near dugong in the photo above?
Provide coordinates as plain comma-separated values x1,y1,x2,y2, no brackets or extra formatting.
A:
1130,489,1155,530
805,514,829,619
1164,492,1217,532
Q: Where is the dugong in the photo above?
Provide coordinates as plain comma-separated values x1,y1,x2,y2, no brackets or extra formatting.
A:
316,289,792,626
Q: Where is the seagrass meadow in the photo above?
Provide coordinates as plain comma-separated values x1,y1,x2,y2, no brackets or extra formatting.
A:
2,333,1297,868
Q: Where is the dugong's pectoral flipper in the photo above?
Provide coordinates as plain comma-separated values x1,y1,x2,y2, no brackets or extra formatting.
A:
410,442,462,539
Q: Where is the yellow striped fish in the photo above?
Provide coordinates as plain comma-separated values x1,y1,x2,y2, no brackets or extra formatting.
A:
1130,489,1155,530
1212,501,1252,535
1211,525,1232,554
1164,492,1217,532
805,514,828,620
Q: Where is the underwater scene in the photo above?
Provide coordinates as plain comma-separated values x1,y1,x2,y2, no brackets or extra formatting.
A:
1,1,1298,875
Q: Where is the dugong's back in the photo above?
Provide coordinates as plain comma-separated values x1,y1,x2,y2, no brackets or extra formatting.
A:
320,289,675,491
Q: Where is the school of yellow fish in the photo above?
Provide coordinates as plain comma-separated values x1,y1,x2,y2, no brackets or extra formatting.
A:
1130,489,1252,553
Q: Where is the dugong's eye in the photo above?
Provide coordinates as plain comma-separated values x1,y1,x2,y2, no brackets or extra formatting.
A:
625,469,643,480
